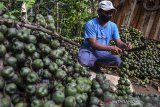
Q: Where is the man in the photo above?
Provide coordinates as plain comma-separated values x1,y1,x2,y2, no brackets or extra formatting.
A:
78,0,132,71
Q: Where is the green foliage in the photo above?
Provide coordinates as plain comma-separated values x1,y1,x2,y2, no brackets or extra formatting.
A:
1,0,96,38
25,0,36,9
0,2,6,10
57,0,92,38
15,0,36,9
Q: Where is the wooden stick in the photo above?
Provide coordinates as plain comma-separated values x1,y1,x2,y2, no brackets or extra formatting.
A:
0,18,81,47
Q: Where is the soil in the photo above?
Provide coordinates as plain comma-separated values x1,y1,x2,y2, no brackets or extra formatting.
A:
133,84,160,95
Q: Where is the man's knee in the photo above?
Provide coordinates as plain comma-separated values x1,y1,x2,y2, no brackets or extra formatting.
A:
78,49,96,67
114,56,121,66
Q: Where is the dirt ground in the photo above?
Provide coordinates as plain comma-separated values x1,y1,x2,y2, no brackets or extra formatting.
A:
133,84,160,95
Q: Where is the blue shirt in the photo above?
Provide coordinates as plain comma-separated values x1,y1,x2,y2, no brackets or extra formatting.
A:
81,18,120,52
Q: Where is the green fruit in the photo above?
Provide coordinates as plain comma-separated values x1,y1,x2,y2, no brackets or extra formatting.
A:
43,100,55,107
66,76,73,83
124,78,131,86
17,30,28,41
32,52,40,59
31,99,42,107
36,85,48,97
43,57,52,67
49,62,58,74
50,50,60,59
92,79,100,89
5,83,17,95
64,96,76,107
67,66,74,73
7,28,17,38
28,35,37,44
76,77,92,85
76,84,85,94
94,88,103,97
11,94,23,105
25,44,36,54
9,74,18,83
65,86,77,96
52,91,65,104
42,69,52,79
15,102,27,107
12,41,24,53
75,94,85,105
55,69,67,80
90,97,100,105
102,92,113,101
1,97,11,107
126,88,132,95
39,44,51,55
1,66,14,78
54,83,65,91
15,52,26,63
43,34,52,43
81,93,88,102
20,67,31,77
101,82,110,92
50,40,60,49
32,59,44,70
26,72,39,83
157,44,160,49
26,85,36,95
0,25,7,34
67,82,77,88
0,44,7,58
74,63,81,72
56,59,64,67
96,74,106,84
3,39,12,50
5,56,17,67
84,84,91,93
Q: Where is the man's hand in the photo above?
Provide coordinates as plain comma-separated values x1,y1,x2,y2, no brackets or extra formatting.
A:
114,39,132,50
109,46,122,55
123,42,132,49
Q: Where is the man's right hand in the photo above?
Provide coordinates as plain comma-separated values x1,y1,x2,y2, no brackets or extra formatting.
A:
109,46,122,55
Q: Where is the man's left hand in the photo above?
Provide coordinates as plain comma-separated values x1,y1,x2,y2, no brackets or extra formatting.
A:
125,42,132,49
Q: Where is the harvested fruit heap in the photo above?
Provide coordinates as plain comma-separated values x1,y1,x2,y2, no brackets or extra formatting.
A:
119,27,160,88
0,15,93,107
0,14,160,107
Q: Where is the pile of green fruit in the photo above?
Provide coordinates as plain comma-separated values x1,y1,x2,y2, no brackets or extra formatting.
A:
120,27,160,81
89,73,117,107
0,18,94,106
61,41,79,62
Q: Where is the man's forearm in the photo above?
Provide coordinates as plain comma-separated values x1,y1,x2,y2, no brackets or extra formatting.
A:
116,39,126,49
90,42,111,51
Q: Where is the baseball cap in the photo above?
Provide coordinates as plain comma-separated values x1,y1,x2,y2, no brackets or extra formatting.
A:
98,0,116,11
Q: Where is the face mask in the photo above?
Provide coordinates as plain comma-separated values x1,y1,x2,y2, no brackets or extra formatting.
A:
99,14,112,22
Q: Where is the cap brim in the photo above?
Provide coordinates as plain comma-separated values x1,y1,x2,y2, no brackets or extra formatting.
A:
101,7,116,11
